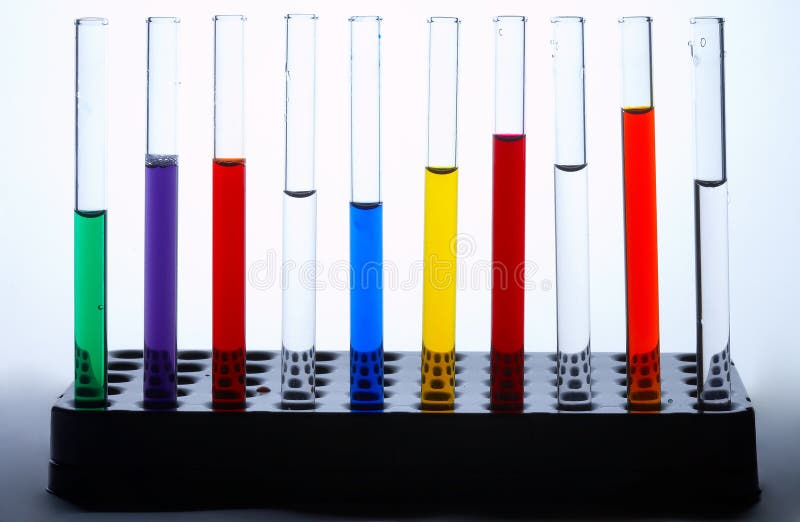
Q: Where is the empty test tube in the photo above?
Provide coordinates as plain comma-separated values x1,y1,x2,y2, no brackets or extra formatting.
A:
349,16,384,411
144,17,180,408
620,17,661,412
490,15,526,411
690,17,732,410
212,15,247,408
552,16,592,411
74,18,108,409
281,14,318,410
421,17,460,411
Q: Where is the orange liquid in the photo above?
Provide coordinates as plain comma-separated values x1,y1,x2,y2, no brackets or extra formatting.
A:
621,108,661,411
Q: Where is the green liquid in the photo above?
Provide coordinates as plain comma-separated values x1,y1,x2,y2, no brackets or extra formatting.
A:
74,209,107,408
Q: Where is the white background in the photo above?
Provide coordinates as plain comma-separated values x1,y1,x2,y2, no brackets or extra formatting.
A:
1,0,798,405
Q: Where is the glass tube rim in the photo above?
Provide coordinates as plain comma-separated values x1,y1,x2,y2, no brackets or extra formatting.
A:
494,15,527,22
618,16,652,23
428,16,460,24
690,16,724,24
147,16,180,24
287,13,318,21
75,17,107,26
214,14,247,22
349,15,382,22
551,16,584,24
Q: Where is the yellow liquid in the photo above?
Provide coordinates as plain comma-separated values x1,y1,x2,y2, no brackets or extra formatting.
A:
421,166,458,410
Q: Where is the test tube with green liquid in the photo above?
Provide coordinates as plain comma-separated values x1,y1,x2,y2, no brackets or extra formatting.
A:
74,18,108,408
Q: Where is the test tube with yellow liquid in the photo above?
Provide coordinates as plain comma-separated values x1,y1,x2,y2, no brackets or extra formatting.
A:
421,17,460,411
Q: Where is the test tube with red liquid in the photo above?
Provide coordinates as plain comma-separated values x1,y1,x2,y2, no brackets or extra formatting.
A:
490,16,526,411
212,15,246,408
620,17,661,412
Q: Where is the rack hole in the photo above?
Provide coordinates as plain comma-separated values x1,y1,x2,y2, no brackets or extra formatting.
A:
178,388,189,397
679,365,698,374
108,361,141,371
111,350,143,359
178,350,209,360
315,377,331,387
384,365,399,375
316,352,339,362
684,376,698,386
611,353,626,362
246,376,265,386
677,353,697,363
177,375,197,385
245,363,268,374
316,364,334,375
612,365,627,375
383,352,404,362
108,386,122,395
177,362,204,373
384,378,397,388
108,373,133,383
246,351,276,361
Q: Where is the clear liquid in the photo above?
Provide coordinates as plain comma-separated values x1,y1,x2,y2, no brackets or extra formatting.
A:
281,190,317,410
694,179,731,409
554,164,592,410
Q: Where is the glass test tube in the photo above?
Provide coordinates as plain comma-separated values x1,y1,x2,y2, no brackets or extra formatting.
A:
552,17,592,411
690,18,731,410
74,18,108,409
421,17,460,411
281,14,317,410
349,16,384,411
212,15,246,408
620,17,661,412
490,16,526,412
144,17,180,408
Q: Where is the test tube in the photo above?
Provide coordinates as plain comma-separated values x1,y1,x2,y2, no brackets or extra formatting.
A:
212,15,246,408
690,17,731,410
281,14,317,410
74,18,108,409
552,17,592,411
144,17,179,408
620,17,661,412
421,17,460,411
349,16,384,411
490,16,526,412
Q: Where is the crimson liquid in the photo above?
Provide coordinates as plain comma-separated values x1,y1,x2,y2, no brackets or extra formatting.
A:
621,108,661,411
490,134,526,411
212,158,246,407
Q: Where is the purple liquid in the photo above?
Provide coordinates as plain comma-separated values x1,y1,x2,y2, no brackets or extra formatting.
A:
144,157,178,407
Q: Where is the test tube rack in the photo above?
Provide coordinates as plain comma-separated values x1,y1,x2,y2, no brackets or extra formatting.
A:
48,349,759,510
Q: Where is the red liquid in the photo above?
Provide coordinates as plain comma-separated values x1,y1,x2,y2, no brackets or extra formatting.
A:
621,108,661,411
212,158,246,407
490,134,526,410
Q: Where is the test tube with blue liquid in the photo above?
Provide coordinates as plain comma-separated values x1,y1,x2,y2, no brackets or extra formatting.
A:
349,16,384,411
74,18,108,409
281,14,318,410
144,17,180,408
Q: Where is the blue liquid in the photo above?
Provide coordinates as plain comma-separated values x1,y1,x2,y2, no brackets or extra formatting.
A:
349,202,384,410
